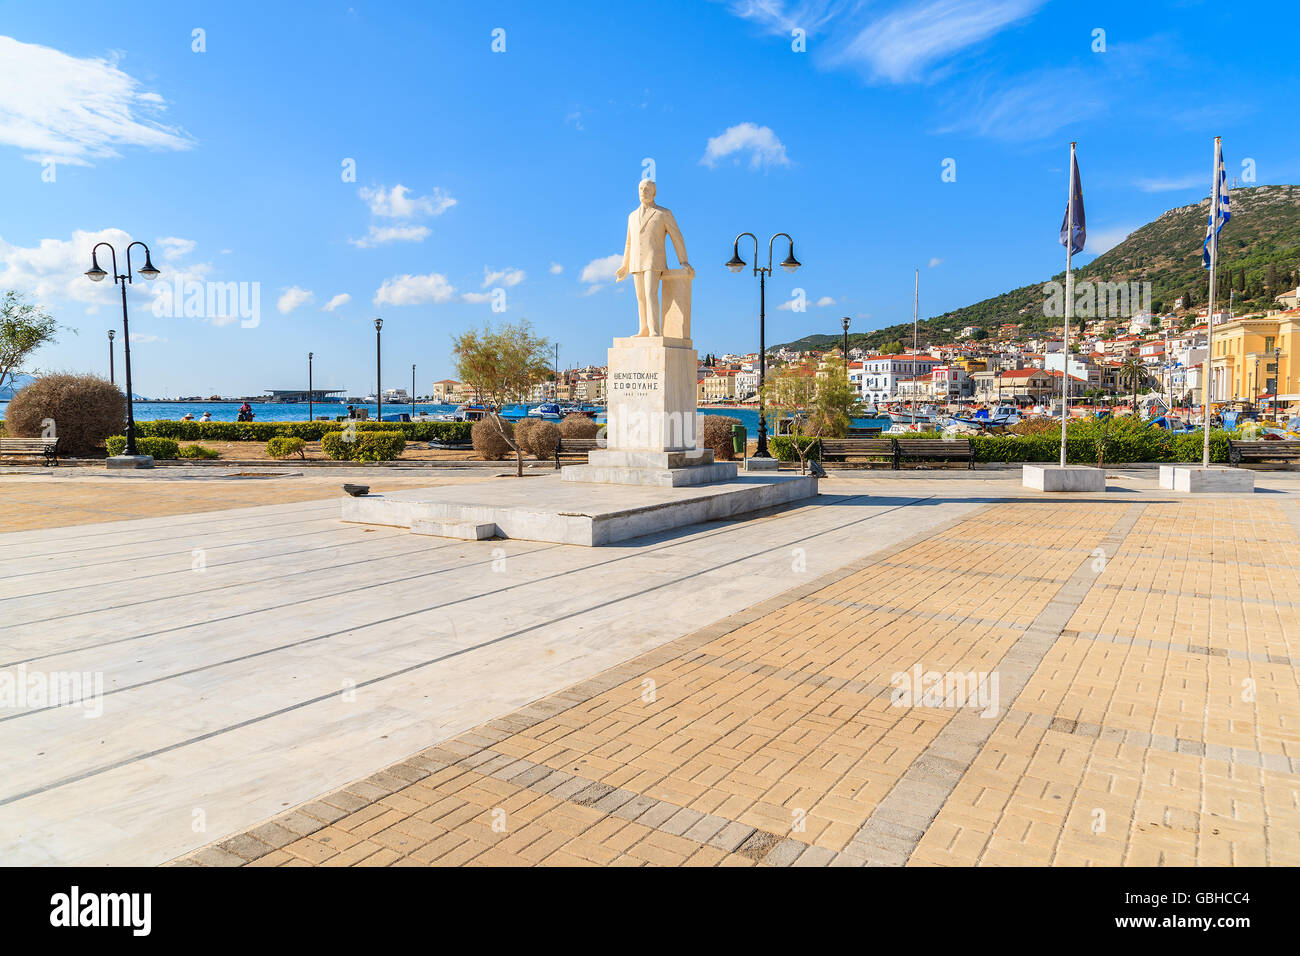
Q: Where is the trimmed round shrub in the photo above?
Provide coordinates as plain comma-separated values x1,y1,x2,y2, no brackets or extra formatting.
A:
471,417,514,460
266,436,306,459
4,373,125,456
321,430,405,461
178,444,219,459
105,436,180,458
699,415,742,460
526,421,560,460
513,417,539,455
558,413,598,439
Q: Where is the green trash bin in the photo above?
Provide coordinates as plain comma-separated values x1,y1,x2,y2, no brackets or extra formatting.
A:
731,424,747,457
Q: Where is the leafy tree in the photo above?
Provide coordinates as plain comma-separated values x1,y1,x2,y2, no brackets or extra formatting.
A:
761,361,818,473
452,319,552,476
880,339,903,355
969,326,988,341
0,291,59,392
1118,356,1150,411
811,364,863,437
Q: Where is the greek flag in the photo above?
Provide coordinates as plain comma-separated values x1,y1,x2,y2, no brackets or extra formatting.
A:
1202,146,1231,269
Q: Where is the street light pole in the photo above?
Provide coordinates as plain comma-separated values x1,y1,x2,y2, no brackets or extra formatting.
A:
412,363,416,419
841,316,850,377
108,329,116,385
86,241,160,458
308,352,314,423
728,231,800,458
374,318,383,421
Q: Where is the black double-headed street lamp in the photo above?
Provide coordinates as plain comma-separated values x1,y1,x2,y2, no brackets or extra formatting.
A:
841,316,850,374
374,317,383,421
308,352,314,422
727,232,800,458
86,241,160,457
107,329,116,384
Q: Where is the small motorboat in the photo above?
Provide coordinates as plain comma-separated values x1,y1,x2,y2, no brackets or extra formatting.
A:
527,402,562,420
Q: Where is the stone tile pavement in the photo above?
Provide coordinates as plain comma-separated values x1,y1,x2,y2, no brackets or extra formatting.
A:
173,495,1300,866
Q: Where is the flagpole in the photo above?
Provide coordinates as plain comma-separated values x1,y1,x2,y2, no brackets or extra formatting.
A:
911,268,918,430
1203,136,1221,469
1061,142,1076,468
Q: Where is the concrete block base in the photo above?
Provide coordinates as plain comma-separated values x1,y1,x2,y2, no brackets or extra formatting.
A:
410,519,497,540
1022,464,1106,492
343,473,818,546
586,448,714,469
1158,465,1255,493
106,455,155,469
744,456,780,472
560,461,739,487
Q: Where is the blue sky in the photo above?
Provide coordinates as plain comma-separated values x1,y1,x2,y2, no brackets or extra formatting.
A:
1,0,1295,397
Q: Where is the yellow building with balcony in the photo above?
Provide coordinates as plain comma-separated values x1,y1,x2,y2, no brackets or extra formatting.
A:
1207,310,1298,407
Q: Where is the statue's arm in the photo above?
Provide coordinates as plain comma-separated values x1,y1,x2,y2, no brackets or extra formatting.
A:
666,213,692,276
615,219,631,281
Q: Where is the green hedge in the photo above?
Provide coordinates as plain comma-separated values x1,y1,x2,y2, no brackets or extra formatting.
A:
266,436,306,459
969,420,1232,464
769,436,822,462
134,419,473,443
106,436,180,458
321,430,405,461
178,443,219,459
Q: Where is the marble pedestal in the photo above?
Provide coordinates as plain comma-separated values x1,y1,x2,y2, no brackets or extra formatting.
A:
1022,464,1106,492
564,333,735,487
1158,465,1255,493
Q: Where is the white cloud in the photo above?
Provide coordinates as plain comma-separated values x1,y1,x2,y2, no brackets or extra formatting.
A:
815,295,836,306
0,36,192,165
157,237,196,259
0,228,204,310
460,291,493,304
129,332,165,343
701,122,790,169
549,261,563,275
728,0,1044,85
208,314,240,327
322,293,351,312
374,272,456,306
482,266,525,288
579,254,622,293
1085,224,1137,255
348,224,431,248
1135,174,1203,193
359,184,456,219
929,257,943,268
277,286,314,314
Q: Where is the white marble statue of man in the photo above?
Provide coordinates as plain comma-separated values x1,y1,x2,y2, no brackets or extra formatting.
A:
615,180,694,336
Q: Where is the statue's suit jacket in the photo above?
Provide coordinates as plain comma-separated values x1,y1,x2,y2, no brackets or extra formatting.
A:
621,203,687,275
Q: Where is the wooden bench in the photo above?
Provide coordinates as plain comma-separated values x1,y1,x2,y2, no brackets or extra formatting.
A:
554,437,602,468
0,436,60,465
1228,439,1300,466
847,426,883,438
817,438,897,468
895,437,975,469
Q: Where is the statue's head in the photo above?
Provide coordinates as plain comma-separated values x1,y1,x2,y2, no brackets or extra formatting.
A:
638,179,656,204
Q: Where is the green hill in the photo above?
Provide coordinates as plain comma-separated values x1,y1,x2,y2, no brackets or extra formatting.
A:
779,184,1300,352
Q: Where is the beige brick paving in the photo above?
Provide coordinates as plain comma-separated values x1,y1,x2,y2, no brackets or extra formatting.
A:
173,498,1300,866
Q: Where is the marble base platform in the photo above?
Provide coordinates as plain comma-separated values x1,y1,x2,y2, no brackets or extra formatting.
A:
1158,465,1256,493
342,472,818,546
105,455,155,470
1022,464,1107,492
561,460,739,487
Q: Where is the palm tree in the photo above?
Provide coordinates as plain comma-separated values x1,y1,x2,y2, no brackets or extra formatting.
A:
1118,356,1150,411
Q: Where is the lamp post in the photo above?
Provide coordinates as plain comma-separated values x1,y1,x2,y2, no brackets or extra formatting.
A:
86,241,160,457
107,329,116,385
727,231,800,458
308,352,314,422
411,363,416,419
841,316,850,376
374,318,383,421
